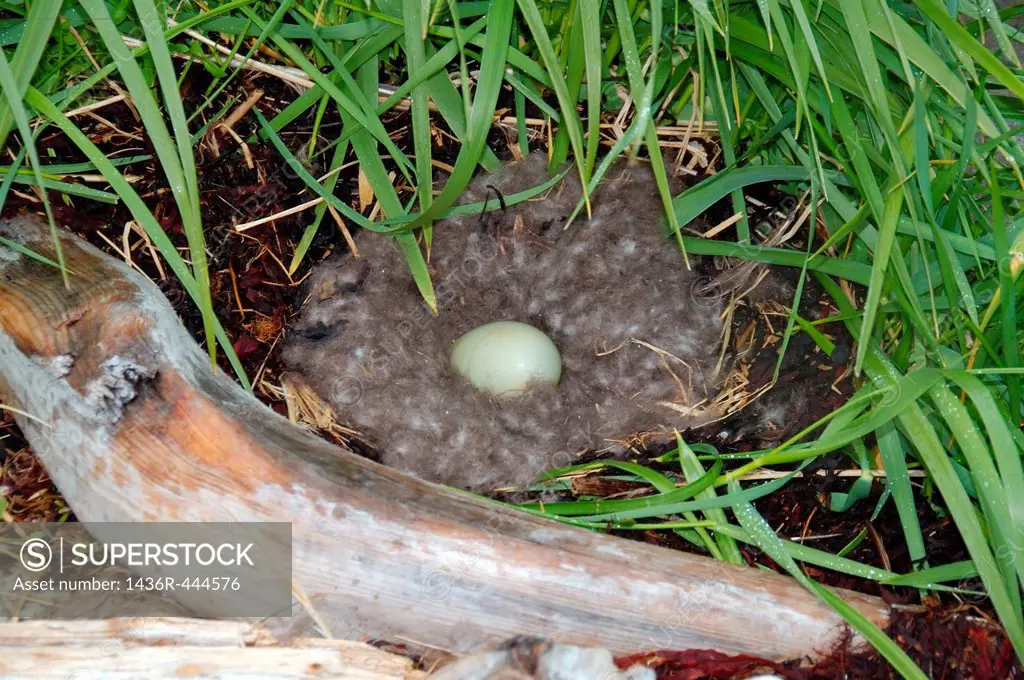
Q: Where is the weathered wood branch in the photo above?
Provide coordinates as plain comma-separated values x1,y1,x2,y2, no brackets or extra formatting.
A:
0,618,426,679
0,216,888,659
0,619,653,679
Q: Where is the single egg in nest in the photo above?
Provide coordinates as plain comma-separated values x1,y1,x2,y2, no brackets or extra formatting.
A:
450,321,562,396
284,153,731,491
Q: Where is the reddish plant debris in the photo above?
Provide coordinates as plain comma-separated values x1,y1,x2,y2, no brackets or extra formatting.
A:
0,423,68,522
615,648,787,680
615,605,1023,679
233,334,262,360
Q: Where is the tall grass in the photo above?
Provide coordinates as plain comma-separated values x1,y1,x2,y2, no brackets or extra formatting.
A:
1,0,1022,672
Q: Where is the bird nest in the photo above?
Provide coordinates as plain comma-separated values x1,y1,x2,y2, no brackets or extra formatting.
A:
283,154,774,491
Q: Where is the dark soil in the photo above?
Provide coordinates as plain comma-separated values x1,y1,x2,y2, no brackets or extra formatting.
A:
1,68,1019,678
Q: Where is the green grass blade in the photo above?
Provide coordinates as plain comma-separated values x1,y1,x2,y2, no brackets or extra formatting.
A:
912,0,1024,102
876,423,927,569
403,0,513,230
677,434,743,565
0,236,65,269
25,87,250,391
882,561,977,587
865,354,1024,659
578,0,602,178
731,481,928,679
402,0,434,242
943,371,1024,589
928,383,1022,611
0,46,65,286
671,165,810,227
247,12,415,180
990,163,1021,420
516,0,590,211
288,138,351,275
522,457,722,516
853,173,905,373
6,170,120,203
609,0,685,257
350,59,436,312
131,0,215,366
0,0,60,149
79,0,219,367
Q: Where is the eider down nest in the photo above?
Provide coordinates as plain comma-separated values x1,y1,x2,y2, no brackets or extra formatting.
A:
284,154,775,492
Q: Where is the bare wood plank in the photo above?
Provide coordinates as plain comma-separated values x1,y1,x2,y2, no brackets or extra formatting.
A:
0,618,259,647
0,216,889,659
0,646,423,679
0,619,424,679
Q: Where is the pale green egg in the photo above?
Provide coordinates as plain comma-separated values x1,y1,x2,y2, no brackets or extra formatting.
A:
451,321,561,396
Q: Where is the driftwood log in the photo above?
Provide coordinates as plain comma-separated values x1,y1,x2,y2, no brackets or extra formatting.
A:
0,618,426,678
0,618,659,679
0,216,888,659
